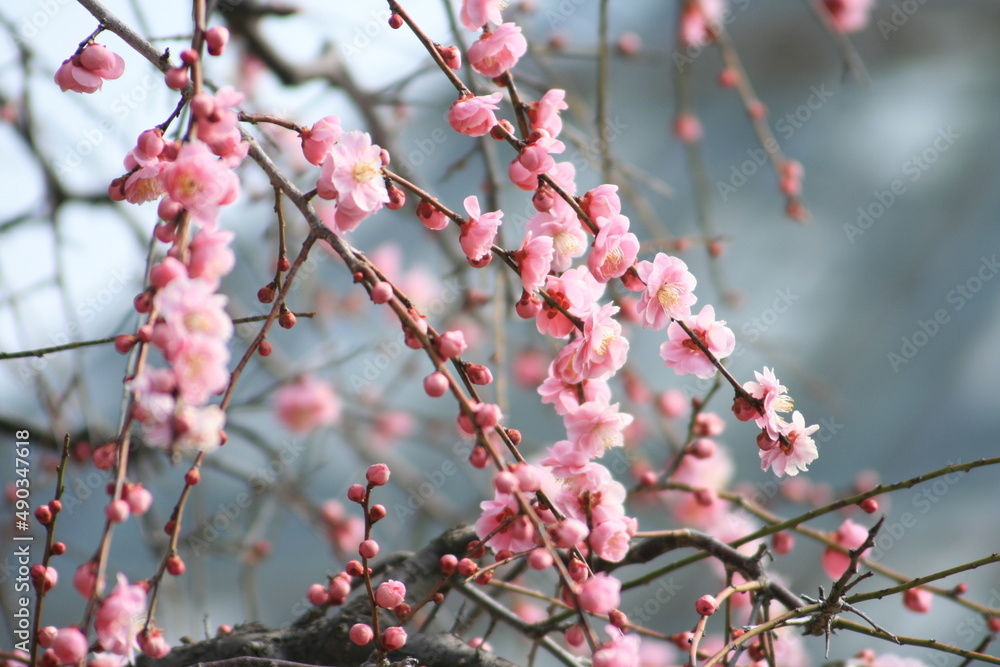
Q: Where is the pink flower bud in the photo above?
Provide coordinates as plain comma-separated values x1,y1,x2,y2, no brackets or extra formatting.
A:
435,330,467,360
904,588,932,614
375,580,406,609
772,531,794,555
205,26,230,56
370,281,393,304
349,623,373,646
688,438,715,459
359,539,379,559
138,628,171,659
696,594,718,616
439,44,462,70
493,471,518,494
347,484,366,503
466,364,493,385
457,558,478,576
382,626,407,651
39,626,58,648
475,403,502,428
565,624,585,647
327,576,351,604
366,463,391,486
515,293,542,319
440,554,458,576
424,372,449,397
511,463,541,492
124,483,153,515
165,66,189,90
551,518,588,548
528,548,553,570
468,445,489,468
105,499,130,523
307,583,329,606
52,627,88,665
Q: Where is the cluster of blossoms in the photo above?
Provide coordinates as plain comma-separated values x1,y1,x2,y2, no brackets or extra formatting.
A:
305,117,391,232
305,465,409,652
433,4,824,661
735,367,820,477
55,42,125,93
38,573,161,666
102,88,247,457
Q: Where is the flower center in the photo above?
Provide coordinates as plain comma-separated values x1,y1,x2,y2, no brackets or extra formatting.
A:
657,283,682,312
352,159,380,183
553,231,580,257
602,246,625,271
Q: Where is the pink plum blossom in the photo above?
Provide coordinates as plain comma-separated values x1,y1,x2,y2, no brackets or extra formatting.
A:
317,130,389,231
588,214,639,282
527,89,568,138
475,491,536,553
526,202,587,272
536,266,605,338
593,628,641,667
154,276,233,348
822,518,871,579
576,303,629,381
508,134,562,190
460,195,503,265
589,519,631,563
275,376,342,432
578,574,621,615
679,0,726,47
170,405,226,455
564,400,634,459
514,231,554,293
160,141,239,227
301,115,343,165
460,0,504,30
539,439,592,479
53,627,89,666
743,366,794,439
170,336,230,405
469,23,527,78
375,580,407,609
95,574,147,659
823,0,875,33
581,184,621,223
760,411,819,477
193,87,246,159
124,163,166,204
55,43,125,94
557,463,627,526
636,253,697,329
188,227,235,287
660,304,735,379
448,92,503,137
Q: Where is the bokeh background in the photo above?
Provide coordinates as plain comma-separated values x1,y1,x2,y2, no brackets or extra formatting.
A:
1,1,999,665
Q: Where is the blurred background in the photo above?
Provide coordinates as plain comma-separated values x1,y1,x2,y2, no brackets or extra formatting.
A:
1,1,999,665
